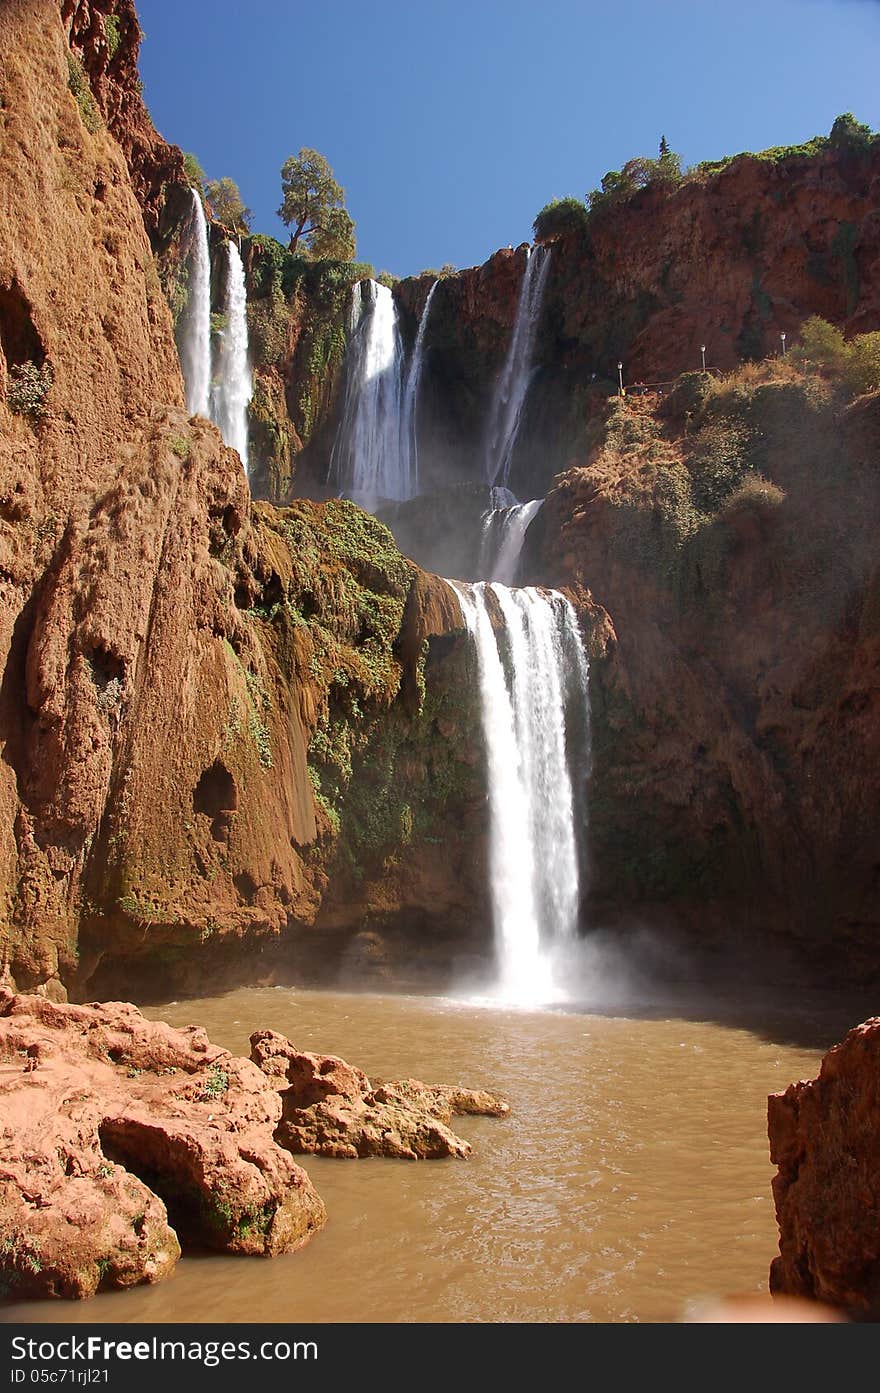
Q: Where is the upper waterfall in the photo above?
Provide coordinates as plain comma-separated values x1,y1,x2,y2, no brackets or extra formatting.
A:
400,279,439,499
451,580,590,1005
328,280,409,510
484,245,551,489
179,188,212,419
212,241,252,474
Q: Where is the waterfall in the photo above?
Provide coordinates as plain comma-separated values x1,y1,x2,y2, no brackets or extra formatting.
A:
451,580,590,1005
484,245,551,489
180,188,212,419
400,279,439,498
328,280,408,510
479,498,543,584
212,241,252,473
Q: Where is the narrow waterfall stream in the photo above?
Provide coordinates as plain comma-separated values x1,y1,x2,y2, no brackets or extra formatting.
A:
179,188,212,419
451,580,589,1005
400,278,438,497
328,279,408,508
484,245,551,488
479,497,543,583
211,241,252,473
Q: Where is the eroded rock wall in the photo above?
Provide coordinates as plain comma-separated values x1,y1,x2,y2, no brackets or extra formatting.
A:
769,1017,880,1313
0,0,487,1001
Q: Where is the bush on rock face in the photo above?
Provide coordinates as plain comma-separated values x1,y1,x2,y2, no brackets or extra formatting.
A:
533,197,590,242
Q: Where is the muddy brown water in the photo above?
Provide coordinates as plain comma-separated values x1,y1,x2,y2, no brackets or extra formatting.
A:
1,985,854,1324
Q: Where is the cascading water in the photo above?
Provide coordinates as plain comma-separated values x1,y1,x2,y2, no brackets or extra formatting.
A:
212,241,252,473
479,497,543,584
484,245,551,489
328,279,408,510
450,580,590,1005
179,188,212,419
399,279,438,498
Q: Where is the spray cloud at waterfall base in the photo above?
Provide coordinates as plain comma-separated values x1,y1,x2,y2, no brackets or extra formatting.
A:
451,580,591,1007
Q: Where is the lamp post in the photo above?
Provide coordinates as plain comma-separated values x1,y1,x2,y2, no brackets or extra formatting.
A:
618,361,624,395
780,331,787,357
700,344,706,372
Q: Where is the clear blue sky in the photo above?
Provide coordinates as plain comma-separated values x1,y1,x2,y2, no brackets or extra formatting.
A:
136,0,880,279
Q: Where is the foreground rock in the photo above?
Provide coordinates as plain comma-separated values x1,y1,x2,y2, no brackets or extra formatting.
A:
769,1017,880,1314
251,1030,510,1160
0,993,325,1301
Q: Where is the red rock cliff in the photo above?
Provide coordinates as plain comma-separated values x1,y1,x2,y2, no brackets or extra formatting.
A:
769,1018,880,1313
0,0,486,1001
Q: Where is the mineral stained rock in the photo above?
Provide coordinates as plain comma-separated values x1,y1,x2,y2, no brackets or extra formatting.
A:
250,1029,510,1160
769,1017,880,1314
0,992,325,1300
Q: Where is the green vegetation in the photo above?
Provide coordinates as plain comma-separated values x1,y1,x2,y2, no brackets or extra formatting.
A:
6,360,53,423
103,14,121,61
183,152,206,190
168,433,190,461
588,136,683,213
794,315,880,395
199,1065,230,1100
692,113,876,177
533,196,592,242
278,148,356,259
66,52,100,134
205,176,252,233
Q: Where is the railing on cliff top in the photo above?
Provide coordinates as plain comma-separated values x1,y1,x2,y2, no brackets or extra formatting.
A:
624,367,723,396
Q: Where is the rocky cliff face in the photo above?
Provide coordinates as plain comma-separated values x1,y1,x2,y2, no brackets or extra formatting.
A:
525,366,880,976
769,1017,880,1313
262,141,880,506
60,0,184,235
0,0,488,1001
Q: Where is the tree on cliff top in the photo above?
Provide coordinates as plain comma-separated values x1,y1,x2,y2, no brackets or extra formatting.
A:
205,177,252,234
278,148,356,260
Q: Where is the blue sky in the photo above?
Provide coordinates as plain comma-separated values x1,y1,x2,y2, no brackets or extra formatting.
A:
136,0,880,278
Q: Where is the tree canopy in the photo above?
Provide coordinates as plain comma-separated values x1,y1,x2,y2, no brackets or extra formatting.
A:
205,177,252,233
278,148,356,259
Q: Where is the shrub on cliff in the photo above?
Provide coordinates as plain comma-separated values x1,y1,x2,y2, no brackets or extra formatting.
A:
533,197,590,242
6,360,53,423
183,152,206,190
720,473,786,519
794,316,880,395
588,137,683,213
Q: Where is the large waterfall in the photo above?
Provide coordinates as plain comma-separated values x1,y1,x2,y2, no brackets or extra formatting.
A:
451,580,590,1005
400,279,438,498
212,241,252,473
328,280,409,509
479,497,543,584
484,245,551,489
179,188,212,419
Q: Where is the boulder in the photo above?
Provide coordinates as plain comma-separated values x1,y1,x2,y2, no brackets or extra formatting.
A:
250,1029,509,1161
0,993,325,1300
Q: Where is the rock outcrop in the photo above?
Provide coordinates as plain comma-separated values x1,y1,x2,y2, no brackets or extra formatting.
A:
526,366,880,976
60,0,185,234
769,1018,880,1314
251,1029,510,1160
0,992,325,1300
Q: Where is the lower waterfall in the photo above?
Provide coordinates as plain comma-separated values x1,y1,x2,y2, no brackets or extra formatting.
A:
450,580,590,1005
